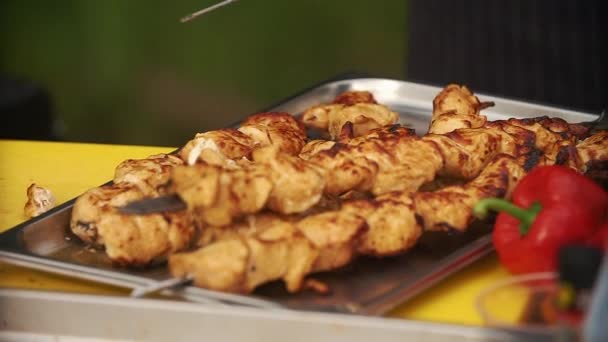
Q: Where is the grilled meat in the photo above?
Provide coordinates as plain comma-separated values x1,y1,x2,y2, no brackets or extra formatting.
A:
170,146,326,226
69,83,608,284
70,183,196,265
70,112,308,263
170,211,366,293
310,114,593,196
301,91,399,140
429,84,492,134
173,113,597,227
114,153,184,195
24,183,56,218
166,86,607,293
179,129,255,167
180,112,307,167
238,112,307,156
168,154,522,293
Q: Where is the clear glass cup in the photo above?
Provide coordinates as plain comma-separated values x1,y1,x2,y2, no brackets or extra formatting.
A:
475,272,581,334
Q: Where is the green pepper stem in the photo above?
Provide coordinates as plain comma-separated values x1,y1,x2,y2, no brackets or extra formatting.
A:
473,198,542,235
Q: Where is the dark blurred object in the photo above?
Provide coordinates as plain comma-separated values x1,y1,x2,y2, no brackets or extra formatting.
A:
557,245,603,311
407,0,606,113
0,76,58,140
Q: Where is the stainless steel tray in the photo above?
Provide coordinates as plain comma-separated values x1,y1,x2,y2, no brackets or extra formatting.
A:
0,78,597,315
0,289,560,341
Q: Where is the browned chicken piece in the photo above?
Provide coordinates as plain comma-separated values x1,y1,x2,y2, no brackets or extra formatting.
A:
347,124,417,145
505,116,591,141
573,130,608,167
301,91,399,140
168,154,522,293
333,91,378,105
554,130,608,173
24,183,56,218
70,183,196,265
341,191,421,256
299,140,336,160
422,128,519,179
252,147,326,214
170,211,366,293
576,130,608,185
238,112,307,156
306,125,441,195
429,84,492,134
299,125,415,160
415,155,525,232
484,117,594,168
170,163,273,227
114,153,184,195
179,129,256,167
170,146,326,226
180,113,307,167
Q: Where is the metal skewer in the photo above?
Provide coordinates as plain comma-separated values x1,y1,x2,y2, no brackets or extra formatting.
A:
130,276,195,298
180,0,240,23
119,194,186,215
130,276,287,310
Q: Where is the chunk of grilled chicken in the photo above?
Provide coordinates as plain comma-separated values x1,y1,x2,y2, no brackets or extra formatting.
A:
298,123,415,159
413,155,525,233
298,140,336,159
170,146,326,226
550,130,608,172
168,154,522,293
24,183,56,218
428,84,492,134
302,125,442,195
114,153,184,195
170,211,366,293
179,129,255,167
180,112,307,167
70,183,196,266
573,130,608,185
238,112,307,156
301,91,399,140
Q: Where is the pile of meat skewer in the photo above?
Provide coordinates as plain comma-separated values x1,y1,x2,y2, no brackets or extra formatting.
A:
69,84,608,294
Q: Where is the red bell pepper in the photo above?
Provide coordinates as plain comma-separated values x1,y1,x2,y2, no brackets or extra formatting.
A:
474,165,608,274
588,221,608,249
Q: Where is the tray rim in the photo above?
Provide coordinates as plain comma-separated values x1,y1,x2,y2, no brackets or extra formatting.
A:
0,77,597,315
0,288,560,341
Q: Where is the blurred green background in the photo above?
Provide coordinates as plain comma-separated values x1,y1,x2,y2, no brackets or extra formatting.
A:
0,0,408,146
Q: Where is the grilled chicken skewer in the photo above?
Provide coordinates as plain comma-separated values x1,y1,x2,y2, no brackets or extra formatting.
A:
299,116,590,195
169,154,523,293
70,183,197,266
70,112,308,265
116,85,501,222
169,128,608,293
70,84,605,270
165,88,591,226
